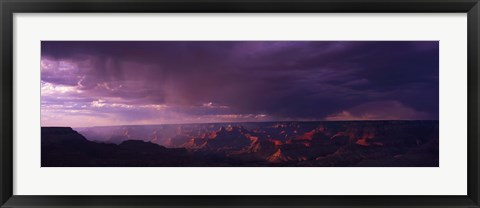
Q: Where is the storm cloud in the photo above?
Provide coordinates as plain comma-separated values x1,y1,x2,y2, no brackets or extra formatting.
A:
41,41,439,127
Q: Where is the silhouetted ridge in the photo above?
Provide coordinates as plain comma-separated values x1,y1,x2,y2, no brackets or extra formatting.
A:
42,127,90,144
42,126,75,133
118,140,167,152
41,127,194,167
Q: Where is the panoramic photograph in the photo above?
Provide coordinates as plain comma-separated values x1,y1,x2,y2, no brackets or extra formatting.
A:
41,41,439,167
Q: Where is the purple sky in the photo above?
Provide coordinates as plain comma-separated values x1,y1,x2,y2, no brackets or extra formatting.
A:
41,41,439,127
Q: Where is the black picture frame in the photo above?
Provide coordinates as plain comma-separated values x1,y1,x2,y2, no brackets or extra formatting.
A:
1,0,479,207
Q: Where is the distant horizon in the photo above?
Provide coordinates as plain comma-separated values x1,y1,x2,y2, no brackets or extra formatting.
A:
41,119,440,128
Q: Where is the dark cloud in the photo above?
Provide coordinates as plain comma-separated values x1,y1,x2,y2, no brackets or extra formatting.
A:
41,41,439,126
